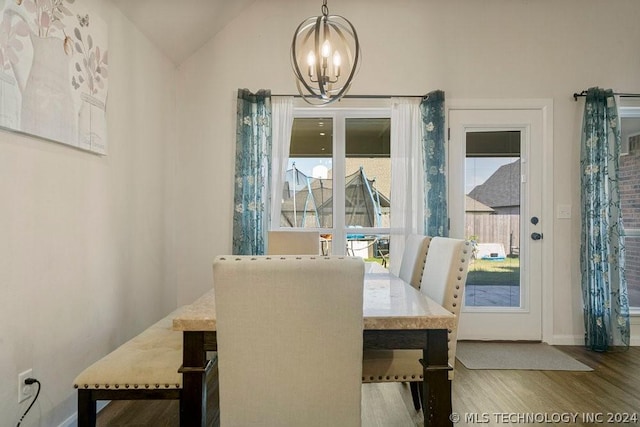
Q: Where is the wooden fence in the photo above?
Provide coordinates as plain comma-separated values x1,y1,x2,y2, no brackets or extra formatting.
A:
465,214,520,257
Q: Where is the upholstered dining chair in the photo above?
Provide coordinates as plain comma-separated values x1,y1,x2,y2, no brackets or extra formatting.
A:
213,256,364,427
267,230,320,255
397,234,432,289
361,237,471,411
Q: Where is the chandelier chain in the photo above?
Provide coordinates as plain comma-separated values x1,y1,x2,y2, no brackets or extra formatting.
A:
321,0,328,17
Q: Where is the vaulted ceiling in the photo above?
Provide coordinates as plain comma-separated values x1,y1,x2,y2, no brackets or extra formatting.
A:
110,0,256,64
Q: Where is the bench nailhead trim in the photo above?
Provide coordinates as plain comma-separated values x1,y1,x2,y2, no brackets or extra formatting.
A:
75,383,182,389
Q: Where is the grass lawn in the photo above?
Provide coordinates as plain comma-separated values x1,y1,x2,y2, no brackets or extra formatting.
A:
364,256,520,287
467,257,520,286
365,257,386,267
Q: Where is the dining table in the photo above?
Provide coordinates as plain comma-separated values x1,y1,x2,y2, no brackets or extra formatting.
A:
172,262,455,427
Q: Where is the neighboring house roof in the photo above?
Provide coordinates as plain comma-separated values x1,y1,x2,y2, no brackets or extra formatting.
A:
465,196,494,213
468,159,521,209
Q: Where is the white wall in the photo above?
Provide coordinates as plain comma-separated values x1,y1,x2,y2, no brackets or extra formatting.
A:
0,0,178,425
2,1,637,424
176,0,640,340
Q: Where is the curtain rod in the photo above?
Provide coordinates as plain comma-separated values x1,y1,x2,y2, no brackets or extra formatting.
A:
573,90,640,101
271,94,429,100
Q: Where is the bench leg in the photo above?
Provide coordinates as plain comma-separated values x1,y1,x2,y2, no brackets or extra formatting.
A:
77,389,97,427
180,331,208,427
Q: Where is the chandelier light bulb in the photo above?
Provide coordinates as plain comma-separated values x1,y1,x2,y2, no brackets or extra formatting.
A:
333,51,341,77
291,0,361,105
321,40,331,58
332,51,341,66
307,51,316,77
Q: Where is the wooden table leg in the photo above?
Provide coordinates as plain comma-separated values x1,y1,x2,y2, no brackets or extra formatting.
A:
180,331,208,427
422,329,453,427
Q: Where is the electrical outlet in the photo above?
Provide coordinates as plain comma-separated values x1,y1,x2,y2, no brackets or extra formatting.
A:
18,369,33,403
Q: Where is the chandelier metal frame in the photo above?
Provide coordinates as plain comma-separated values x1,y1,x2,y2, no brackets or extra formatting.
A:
291,0,361,105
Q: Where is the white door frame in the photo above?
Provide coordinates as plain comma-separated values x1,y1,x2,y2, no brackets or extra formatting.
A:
447,99,554,344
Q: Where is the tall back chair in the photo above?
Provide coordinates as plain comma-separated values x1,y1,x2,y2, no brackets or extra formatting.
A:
397,234,432,289
419,237,470,378
213,256,364,427
361,237,470,410
267,230,320,255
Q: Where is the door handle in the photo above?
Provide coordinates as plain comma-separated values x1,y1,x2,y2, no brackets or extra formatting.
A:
531,232,543,241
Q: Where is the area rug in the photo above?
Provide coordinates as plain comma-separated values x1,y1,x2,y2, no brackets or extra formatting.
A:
456,342,593,371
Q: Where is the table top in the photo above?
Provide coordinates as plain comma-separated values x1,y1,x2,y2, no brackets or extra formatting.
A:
172,263,455,332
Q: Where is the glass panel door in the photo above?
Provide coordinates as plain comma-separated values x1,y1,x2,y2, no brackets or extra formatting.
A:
449,107,545,341
465,131,521,308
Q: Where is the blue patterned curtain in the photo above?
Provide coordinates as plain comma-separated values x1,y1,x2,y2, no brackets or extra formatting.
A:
421,90,448,237
580,87,630,351
232,89,272,255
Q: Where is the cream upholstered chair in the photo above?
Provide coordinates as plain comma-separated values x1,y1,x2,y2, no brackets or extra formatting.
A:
213,256,364,427
267,230,320,255
397,234,432,289
362,237,471,410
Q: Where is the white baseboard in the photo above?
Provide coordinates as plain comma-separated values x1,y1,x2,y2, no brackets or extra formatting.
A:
551,335,583,345
58,401,109,427
551,334,640,346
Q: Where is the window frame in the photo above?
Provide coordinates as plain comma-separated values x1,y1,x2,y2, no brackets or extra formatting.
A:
274,105,391,256
619,103,640,315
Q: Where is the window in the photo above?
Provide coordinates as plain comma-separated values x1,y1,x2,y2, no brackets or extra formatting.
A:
278,108,391,258
619,104,640,311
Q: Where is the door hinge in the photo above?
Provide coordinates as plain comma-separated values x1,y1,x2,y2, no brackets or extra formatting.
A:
447,127,451,141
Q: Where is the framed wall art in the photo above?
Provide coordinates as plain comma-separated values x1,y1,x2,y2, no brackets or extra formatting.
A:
0,0,108,154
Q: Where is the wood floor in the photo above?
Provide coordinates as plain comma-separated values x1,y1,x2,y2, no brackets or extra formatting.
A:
96,346,640,426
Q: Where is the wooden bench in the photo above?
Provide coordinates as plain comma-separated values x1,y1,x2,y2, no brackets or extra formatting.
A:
73,307,217,426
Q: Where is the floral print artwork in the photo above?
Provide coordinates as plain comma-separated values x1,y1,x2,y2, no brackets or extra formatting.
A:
421,90,448,237
232,89,272,255
580,87,630,350
0,0,108,154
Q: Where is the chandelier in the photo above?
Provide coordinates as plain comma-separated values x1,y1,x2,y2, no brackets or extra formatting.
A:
291,0,361,105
